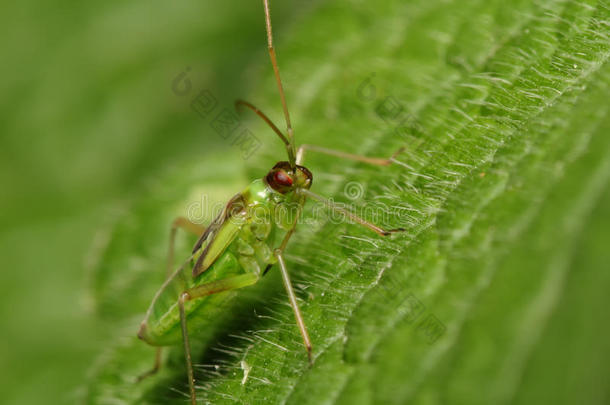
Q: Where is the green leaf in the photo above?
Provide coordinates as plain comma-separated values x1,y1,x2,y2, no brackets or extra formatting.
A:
84,0,610,404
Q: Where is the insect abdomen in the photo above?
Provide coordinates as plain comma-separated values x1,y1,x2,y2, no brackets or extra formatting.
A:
138,250,242,346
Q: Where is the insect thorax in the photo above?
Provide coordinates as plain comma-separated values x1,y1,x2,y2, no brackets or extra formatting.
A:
232,179,299,276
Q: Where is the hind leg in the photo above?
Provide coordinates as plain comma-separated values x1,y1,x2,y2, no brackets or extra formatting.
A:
178,273,260,404
137,217,206,382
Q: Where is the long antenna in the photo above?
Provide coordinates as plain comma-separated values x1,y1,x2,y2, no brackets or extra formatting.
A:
235,100,294,161
263,0,296,168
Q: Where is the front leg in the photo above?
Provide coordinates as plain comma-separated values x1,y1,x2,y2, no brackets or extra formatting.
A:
299,189,405,236
296,144,405,166
275,249,313,364
273,207,313,364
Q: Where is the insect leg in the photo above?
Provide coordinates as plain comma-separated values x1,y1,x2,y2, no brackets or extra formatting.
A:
136,218,206,383
296,144,405,166
272,204,313,363
135,348,162,382
275,249,313,364
299,188,405,236
168,217,206,278
179,293,197,405
178,273,260,404
184,273,260,298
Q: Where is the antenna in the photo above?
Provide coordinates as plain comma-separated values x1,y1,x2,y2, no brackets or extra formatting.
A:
235,99,294,161
263,0,296,168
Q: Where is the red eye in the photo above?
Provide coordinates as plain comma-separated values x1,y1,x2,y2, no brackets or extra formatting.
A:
274,170,293,187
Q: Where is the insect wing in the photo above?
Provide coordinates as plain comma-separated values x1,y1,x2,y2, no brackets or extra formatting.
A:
191,193,247,277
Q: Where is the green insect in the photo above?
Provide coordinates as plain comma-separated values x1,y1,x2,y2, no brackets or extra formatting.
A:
136,1,405,403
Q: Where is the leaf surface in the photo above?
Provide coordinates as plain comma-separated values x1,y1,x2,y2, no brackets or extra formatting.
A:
84,1,610,404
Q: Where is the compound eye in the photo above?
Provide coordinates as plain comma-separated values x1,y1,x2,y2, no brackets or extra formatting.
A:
273,170,293,187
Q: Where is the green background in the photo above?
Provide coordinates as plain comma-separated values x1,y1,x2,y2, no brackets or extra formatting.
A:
1,0,609,404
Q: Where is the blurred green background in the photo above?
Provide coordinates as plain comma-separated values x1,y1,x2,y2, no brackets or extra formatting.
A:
1,0,609,404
